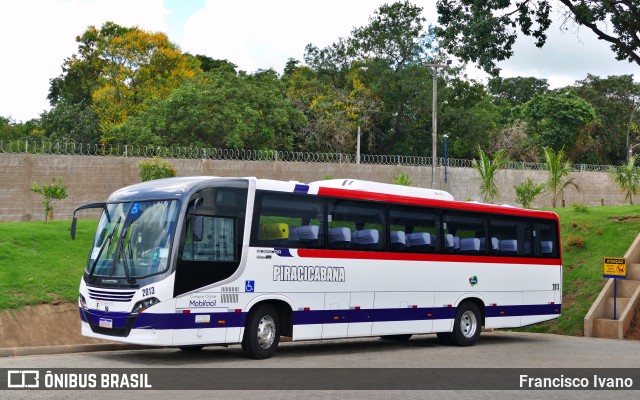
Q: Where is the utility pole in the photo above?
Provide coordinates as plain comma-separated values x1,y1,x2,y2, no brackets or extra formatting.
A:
425,60,451,189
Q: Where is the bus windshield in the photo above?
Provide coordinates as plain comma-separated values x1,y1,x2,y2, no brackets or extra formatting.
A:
86,200,180,280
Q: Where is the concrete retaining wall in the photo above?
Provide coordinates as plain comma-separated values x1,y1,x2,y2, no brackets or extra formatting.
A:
0,153,630,222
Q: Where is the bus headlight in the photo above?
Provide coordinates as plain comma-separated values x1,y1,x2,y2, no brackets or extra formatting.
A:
79,294,88,311
131,297,160,315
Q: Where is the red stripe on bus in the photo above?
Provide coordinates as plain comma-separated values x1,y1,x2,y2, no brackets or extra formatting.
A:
316,187,559,220
296,249,561,266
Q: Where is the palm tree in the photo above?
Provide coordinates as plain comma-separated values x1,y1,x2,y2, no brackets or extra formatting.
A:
609,155,640,205
543,147,580,207
472,148,508,203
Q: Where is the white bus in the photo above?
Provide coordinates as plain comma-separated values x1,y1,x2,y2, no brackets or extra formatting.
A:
71,177,562,359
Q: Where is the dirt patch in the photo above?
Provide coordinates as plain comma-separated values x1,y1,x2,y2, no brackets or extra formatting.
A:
610,215,640,223
0,303,109,348
626,303,640,341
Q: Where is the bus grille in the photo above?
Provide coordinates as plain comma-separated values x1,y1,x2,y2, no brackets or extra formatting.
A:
88,288,136,302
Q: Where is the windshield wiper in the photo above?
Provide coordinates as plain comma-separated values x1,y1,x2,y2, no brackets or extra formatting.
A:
116,225,136,285
88,216,121,281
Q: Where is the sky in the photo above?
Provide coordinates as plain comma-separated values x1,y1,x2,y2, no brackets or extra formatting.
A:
1,0,638,123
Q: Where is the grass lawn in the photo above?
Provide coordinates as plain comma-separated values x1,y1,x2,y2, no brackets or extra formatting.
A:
0,219,97,309
521,204,640,336
1,204,640,336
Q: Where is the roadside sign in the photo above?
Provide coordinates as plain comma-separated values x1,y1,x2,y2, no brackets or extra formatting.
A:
603,257,627,321
603,257,627,279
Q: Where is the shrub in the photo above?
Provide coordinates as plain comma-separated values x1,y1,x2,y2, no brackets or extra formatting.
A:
514,178,545,208
393,173,413,186
31,177,68,223
566,234,585,248
138,157,176,182
571,203,589,213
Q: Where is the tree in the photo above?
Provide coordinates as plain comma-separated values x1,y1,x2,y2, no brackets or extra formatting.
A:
436,1,640,75
117,69,305,150
517,91,599,162
514,178,545,208
573,74,640,165
472,148,508,203
304,1,439,156
609,155,640,205
31,177,68,223
543,147,580,207
47,22,200,143
138,157,176,182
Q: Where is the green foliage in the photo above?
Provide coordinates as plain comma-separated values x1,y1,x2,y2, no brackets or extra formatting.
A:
137,157,176,182
571,203,589,213
392,173,413,186
472,148,508,203
518,91,599,161
543,147,580,207
573,74,640,164
47,21,201,143
608,155,640,205
436,1,640,75
514,178,545,209
0,220,97,309
31,177,68,223
119,69,305,151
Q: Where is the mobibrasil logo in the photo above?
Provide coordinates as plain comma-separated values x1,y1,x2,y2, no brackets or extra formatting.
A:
469,275,478,287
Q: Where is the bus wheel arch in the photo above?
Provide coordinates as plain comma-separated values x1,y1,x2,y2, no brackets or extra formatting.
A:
450,299,484,347
241,299,293,359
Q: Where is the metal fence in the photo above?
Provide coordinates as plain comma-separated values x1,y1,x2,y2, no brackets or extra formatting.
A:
0,140,617,172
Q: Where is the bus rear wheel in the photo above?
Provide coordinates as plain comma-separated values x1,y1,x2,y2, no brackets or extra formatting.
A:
450,302,481,347
242,304,281,359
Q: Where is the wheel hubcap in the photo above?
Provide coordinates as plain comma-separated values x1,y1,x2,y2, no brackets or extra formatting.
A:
257,315,276,349
460,310,477,338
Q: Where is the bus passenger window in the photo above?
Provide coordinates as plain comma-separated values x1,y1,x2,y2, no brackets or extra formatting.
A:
327,199,386,251
250,191,324,249
389,205,440,253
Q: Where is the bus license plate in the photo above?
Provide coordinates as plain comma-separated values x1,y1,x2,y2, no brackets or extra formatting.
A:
99,318,113,329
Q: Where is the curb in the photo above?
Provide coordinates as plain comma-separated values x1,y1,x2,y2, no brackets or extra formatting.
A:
0,344,153,358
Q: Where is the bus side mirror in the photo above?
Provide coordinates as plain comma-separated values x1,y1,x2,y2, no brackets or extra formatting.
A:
70,217,78,240
193,216,204,242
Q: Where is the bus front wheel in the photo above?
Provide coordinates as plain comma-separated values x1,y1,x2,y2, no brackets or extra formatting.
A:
450,302,481,347
242,304,281,359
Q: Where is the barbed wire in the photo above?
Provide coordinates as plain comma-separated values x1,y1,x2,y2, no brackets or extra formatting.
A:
0,140,618,172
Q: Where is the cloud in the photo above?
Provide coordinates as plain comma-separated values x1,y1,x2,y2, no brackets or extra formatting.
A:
0,0,167,122
180,0,439,73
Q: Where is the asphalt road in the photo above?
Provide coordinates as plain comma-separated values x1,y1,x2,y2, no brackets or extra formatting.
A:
1,331,639,400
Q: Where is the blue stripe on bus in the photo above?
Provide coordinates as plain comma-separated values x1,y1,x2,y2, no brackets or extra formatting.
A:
80,304,561,331
293,184,310,194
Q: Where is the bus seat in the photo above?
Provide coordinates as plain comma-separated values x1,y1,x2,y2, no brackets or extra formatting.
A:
541,240,553,255
444,234,455,253
354,229,379,250
480,237,499,252
459,238,480,253
286,225,321,247
390,231,406,251
454,236,460,250
499,239,517,256
260,223,289,246
288,226,300,243
329,227,351,249
407,232,431,252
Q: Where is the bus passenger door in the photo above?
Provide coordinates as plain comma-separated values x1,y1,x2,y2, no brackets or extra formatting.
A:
348,292,374,337
322,292,350,339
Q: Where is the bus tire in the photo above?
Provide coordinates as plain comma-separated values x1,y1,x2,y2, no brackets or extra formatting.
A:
380,334,412,342
242,304,281,359
450,302,481,347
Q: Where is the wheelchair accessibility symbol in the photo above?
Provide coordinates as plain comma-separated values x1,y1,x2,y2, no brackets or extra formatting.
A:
245,280,255,292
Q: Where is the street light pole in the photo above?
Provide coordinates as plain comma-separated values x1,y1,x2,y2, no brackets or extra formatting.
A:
425,61,451,189
443,134,448,184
